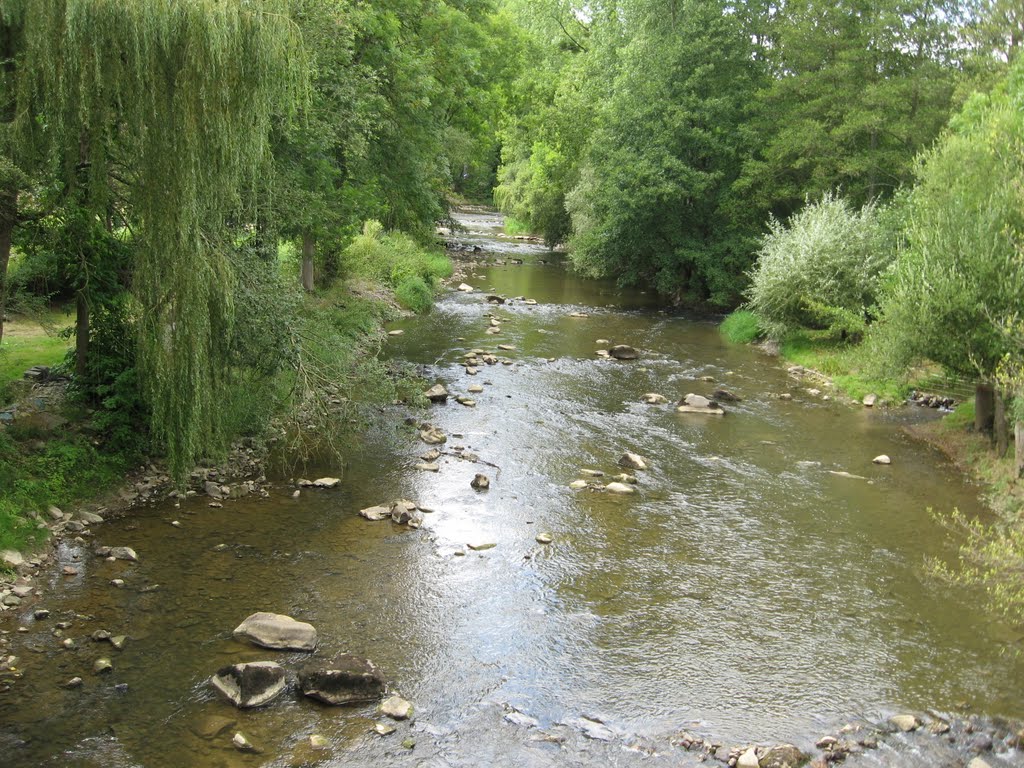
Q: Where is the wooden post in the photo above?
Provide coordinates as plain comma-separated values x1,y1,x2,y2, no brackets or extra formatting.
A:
1016,421,1024,480
995,389,1009,458
301,232,315,293
976,381,995,441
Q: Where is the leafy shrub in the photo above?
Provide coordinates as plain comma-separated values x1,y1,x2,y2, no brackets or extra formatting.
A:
746,192,894,339
395,277,433,314
719,310,761,343
341,220,451,313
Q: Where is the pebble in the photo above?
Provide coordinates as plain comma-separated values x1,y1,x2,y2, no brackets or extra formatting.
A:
873,454,891,465
232,732,257,752
63,676,84,689
380,694,413,720
374,722,397,736
890,714,919,732
93,658,113,674
535,533,553,544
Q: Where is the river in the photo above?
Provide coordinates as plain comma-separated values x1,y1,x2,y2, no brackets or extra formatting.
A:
0,209,1022,767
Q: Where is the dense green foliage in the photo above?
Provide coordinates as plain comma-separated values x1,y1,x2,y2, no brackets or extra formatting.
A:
746,194,893,340
494,0,975,305
873,56,1024,381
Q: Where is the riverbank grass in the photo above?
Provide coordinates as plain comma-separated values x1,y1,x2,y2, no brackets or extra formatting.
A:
719,310,761,344
1,310,73,402
912,405,1024,628
779,330,910,404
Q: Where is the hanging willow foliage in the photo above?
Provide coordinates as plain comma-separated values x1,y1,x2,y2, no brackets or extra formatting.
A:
7,0,304,481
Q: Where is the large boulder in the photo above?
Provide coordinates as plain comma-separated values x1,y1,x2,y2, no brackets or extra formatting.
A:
233,612,317,651
360,505,392,521
210,661,287,708
608,345,639,360
298,654,385,705
760,744,808,768
618,452,647,471
424,384,449,403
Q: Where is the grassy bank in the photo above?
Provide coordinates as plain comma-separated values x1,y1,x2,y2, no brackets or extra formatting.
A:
908,404,1024,628
0,309,73,401
720,310,910,404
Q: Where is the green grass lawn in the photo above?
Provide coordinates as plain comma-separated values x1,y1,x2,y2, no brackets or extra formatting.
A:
1,309,74,397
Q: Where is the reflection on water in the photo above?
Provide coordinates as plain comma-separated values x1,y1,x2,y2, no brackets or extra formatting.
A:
1,210,1022,767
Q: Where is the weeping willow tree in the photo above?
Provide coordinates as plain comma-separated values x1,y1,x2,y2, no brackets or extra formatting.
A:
2,0,304,481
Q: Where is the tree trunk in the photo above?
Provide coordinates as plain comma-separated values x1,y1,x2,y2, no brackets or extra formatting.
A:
75,291,89,378
1016,421,1024,481
995,389,1009,457
301,232,314,292
0,210,11,348
975,381,995,440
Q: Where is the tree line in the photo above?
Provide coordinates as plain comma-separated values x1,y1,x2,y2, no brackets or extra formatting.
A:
1,0,1022,485
0,0,513,480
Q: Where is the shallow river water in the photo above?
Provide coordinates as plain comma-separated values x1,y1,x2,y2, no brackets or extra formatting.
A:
1,210,1023,767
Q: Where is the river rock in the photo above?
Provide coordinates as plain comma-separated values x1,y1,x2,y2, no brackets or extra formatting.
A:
889,714,919,732
424,384,449,402
569,480,588,489
94,658,113,674
421,448,441,461
204,481,224,499
872,454,891,465
596,349,611,358
456,396,476,407
642,393,668,404
360,505,391,521
108,546,138,562
387,329,404,336
313,477,340,488
486,294,505,304
467,541,496,551
677,401,725,415
420,426,447,445
211,661,287,708
457,283,474,292
468,383,484,393
233,732,258,752
580,469,604,477
737,747,760,768
605,482,635,494
618,452,647,471
1,550,24,568
380,693,413,720
608,345,639,360
192,715,236,740
298,654,385,705
713,388,742,402
863,393,878,407
505,710,540,728
968,759,994,768
535,532,553,544
681,393,712,408
78,510,104,524
414,462,440,472
760,744,808,768
391,502,424,527
471,473,490,490
613,473,637,484
233,612,318,651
